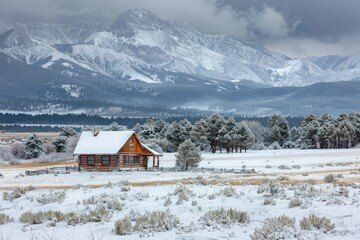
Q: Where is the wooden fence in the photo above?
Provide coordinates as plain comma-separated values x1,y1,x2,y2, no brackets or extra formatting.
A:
25,166,255,175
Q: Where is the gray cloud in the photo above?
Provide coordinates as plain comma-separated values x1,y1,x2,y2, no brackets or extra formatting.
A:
0,0,359,57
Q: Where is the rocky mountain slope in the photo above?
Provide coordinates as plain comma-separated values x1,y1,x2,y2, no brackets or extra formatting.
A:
1,9,360,89
1,9,360,115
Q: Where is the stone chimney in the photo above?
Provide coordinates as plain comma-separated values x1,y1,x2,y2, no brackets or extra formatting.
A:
92,128,99,136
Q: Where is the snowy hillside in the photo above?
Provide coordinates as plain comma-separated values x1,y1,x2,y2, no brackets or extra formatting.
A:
1,9,360,88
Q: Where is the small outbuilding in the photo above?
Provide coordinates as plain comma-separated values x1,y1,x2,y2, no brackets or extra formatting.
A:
73,130,162,171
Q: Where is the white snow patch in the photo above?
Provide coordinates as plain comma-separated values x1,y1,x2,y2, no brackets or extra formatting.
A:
62,62,73,69
42,61,53,68
61,84,82,98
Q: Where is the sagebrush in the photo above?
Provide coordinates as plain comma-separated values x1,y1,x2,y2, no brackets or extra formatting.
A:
300,215,335,233
251,215,296,240
201,207,249,226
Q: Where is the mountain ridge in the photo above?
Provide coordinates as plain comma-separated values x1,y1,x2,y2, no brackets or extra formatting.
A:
1,9,360,115
1,9,360,88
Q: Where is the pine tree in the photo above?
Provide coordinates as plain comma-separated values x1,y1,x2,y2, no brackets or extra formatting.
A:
179,119,193,143
60,127,77,137
204,113,225,153
300,114,319,149
190,118,210,151
337,119,356,148
107,122,123,131
22,134,43,159
349,112,360,145
245,120,265,144
52,136,68,153
234,121,255,153
289,127,300,142
217,125,232,153
154,119,167,135
316,114,336,149
166,119,193,149
166,121,183,148
133,121,155,140
264,114,289,147
175,139,202,170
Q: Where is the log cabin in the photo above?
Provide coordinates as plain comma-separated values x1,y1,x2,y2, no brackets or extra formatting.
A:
73,130,162,171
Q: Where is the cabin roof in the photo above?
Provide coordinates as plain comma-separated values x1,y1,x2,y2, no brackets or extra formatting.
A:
141,143,162,156
74,131,134,155
73,131,162,156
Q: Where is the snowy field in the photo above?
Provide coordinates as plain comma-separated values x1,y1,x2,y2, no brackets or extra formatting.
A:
0,149,360,239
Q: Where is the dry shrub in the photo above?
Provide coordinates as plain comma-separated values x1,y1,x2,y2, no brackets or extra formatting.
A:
36,191,67,204
114,210,179,235
0,213,13,225
300,215,335,233
263,197,276,206
251,215,296,240
83,194,124,211
67,207,110,225
201,207,249,226
173,185,194,204
19,211,44,224
288,197,303,208
3,186,35,201
277,176,289,181
10,142,24,158
324,174,336,184
278,165,291,170
208,193,216,200
219,186,236,197
297,184,319,198
114,217,132,235
163,197,172,207
257,182,284,197
193,176,207,185
19,208,110,226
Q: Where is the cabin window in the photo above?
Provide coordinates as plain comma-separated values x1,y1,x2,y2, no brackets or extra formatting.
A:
123,155,140,164
124,156,133,164
101,156,110,165
87,156,95,165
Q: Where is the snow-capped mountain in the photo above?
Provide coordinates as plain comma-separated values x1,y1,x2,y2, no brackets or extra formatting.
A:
1,9,360,89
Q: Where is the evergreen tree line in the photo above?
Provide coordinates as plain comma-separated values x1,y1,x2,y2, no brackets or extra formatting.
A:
0,113,303,131
298,112,360,149
134,112,360,153
0,125,69,133
0,97,204,117
7,127,78,161
134,113,257,153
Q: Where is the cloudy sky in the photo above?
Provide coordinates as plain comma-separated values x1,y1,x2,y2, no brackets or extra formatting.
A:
1,0,359,57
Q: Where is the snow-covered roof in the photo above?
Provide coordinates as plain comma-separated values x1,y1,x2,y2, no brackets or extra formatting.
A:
73,131,162,156
141,143,163,156
74,131,135,155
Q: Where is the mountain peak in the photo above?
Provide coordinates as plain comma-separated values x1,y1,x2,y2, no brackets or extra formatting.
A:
109,9,174,36
125,8,156,18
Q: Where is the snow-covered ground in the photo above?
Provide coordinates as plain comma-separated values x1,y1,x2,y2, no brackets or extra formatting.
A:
0,149,360,239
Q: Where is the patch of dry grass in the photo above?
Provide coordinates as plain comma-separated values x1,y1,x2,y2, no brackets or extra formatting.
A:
0,160,76,169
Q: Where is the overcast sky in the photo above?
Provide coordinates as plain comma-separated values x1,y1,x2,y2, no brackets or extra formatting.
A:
1,0,359,57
